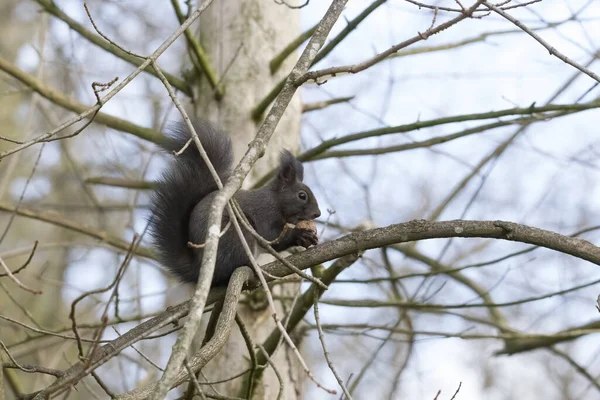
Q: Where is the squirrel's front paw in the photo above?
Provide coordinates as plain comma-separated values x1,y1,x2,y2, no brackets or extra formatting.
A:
293,228,318,248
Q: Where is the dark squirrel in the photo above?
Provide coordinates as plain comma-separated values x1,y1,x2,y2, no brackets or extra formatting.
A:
148,119,321,287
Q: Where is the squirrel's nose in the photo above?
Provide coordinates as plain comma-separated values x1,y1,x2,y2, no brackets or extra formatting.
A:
311,210,321,220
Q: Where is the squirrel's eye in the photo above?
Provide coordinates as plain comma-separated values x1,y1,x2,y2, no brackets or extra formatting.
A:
298,191,307,201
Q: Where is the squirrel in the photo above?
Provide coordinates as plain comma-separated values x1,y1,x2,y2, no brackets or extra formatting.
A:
148,119,321,287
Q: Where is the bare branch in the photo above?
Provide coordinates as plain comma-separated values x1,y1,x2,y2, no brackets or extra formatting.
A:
297,0,485,84
314,290,353,399
483,1,600,83
0,202,154,259
0,241,38,277
115,267,252,400
0,256,41,295
33,0,191,95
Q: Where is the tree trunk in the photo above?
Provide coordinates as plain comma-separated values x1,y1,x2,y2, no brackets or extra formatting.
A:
191,1,303,399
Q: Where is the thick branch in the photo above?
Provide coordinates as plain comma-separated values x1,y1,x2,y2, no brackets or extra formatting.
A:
259,220,600,281
84,177,155,190
497,319,600,355
27,219,600,399
27,300,193,399
114,267,252,400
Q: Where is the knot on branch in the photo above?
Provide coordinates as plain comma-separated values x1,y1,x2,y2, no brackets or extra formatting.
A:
494,221,516,239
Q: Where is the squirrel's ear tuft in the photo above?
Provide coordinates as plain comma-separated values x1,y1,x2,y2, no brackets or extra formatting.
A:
277,150,304,184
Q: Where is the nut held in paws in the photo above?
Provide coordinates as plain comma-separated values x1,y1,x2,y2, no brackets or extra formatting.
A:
297,220,317,237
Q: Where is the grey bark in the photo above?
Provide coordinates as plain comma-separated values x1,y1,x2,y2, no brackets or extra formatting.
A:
192,1,303,398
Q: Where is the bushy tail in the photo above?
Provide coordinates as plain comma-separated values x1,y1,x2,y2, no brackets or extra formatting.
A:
148,120,233,282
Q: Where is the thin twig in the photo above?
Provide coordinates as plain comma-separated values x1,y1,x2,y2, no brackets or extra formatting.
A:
33,0,190,94
0,256,41,294
83,3,145,58
235,313,259,399
69,236,137,358
482,1,600,83
256,345,284,400
297,0,485,85
111,327,163,371
0,0,213,160
0,241,39,277
184,359,207,400
0,140,46,244
313,291,353,399
449,382,462,400
230,202,327,289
